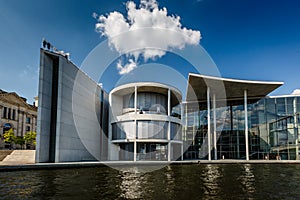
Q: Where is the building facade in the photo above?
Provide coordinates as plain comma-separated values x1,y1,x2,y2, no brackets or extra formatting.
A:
0,89,37,149
36,49,300,162
109,82,182,161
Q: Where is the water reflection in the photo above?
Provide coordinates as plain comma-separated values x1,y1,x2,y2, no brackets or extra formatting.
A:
239,164,256,195
202,164,222,197
119,168,144,199
0,164,300,199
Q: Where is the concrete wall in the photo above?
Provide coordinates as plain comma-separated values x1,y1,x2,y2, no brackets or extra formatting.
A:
36,49,108,162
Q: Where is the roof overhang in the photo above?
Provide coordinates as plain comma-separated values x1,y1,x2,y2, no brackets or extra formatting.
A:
186,73,283,105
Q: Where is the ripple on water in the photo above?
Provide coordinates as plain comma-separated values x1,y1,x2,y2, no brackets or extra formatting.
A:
0,164,299,200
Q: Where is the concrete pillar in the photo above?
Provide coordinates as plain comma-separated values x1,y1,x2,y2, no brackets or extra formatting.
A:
134,141,137,162
134,85,138,161
168,88,171,116
181,103,185,161
244,90,249,161
181,142,184,161
168,122,171,162
213,93,217,160
134,86,137,114
167,88,171,161
293,97,299,160
207,87,211,161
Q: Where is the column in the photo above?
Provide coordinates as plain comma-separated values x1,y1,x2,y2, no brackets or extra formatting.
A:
168,121,171,162
181,142,184,160
181,103,185,161
134,141,137,162
168,88,171,116
293,97,299,160
134,86,137,114
134,85,137,161
168,88,171,161
244,90,249,161
213,93,217,160
207,87,211,161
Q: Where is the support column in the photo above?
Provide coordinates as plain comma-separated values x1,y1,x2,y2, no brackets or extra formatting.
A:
207,87,211,161
168,122,171,162
134,85,137,161
181,103,186,161
213,93,217,160
293,97,299,160
168,88,171,116
134,141,137,162
134,86,137,114
168,88,171,161
244,90,249,161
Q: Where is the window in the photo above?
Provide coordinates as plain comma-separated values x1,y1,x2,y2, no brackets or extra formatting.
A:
3,107,7,118
112,121,135,140
8,108,11,119
12,109,16,120
26,126,30,132
171,122,182,140
26,117,31,124
137,120,167,139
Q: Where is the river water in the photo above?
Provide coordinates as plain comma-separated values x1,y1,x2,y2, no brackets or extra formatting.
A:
0,164,299,199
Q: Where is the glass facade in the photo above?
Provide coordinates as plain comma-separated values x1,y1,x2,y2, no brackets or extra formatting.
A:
112,121,181,141
123,92,167,114
183,95,300,160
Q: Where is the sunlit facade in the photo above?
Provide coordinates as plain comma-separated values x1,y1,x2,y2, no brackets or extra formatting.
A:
108,82,182,161
183,74,300,160
37,49,300,162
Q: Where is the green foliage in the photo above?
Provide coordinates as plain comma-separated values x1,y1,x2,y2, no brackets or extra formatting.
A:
3,129,15,143
15,136,25,146
24,131,36,145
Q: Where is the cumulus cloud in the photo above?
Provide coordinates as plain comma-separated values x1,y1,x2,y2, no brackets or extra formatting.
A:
117,59,137,75
95,0,201,74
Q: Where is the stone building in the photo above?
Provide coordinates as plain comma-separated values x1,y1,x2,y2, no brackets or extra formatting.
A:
0,89,37,149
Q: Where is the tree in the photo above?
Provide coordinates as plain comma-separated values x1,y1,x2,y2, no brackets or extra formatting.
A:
15,136,25,149
24,131,36,149
3,128,15,149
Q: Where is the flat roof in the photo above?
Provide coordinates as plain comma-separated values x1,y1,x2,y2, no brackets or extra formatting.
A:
186,73,284,104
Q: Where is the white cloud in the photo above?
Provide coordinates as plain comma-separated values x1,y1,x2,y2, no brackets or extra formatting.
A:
95,0,201,74
117,59,137,75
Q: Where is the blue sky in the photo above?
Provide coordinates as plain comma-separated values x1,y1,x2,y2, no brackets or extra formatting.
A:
0,0,300,102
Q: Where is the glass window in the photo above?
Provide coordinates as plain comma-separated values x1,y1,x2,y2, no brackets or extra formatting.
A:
12,109,16,120
137,92,167,113
3,107,7,118
26,117,31,124
112,121,135,140
123,93,135,109
137,120,167,139
8,108,11,119
171,122,182,140
26,126,30,132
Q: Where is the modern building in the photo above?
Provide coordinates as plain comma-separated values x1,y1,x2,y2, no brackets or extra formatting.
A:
0,89,37,149
36,48,300,162
109,82,182,161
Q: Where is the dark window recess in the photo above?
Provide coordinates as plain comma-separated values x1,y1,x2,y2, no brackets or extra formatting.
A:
26,117,31,124
3,107,7,118
26,126,30,132
12,109,16,120
8,108,11,119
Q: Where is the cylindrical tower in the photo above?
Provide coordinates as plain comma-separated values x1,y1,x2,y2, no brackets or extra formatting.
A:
108,82,182,161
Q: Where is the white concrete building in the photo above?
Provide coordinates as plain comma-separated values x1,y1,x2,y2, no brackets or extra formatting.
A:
109,82,183,161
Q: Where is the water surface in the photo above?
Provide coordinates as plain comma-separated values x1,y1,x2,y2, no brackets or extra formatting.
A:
0,164,299,199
